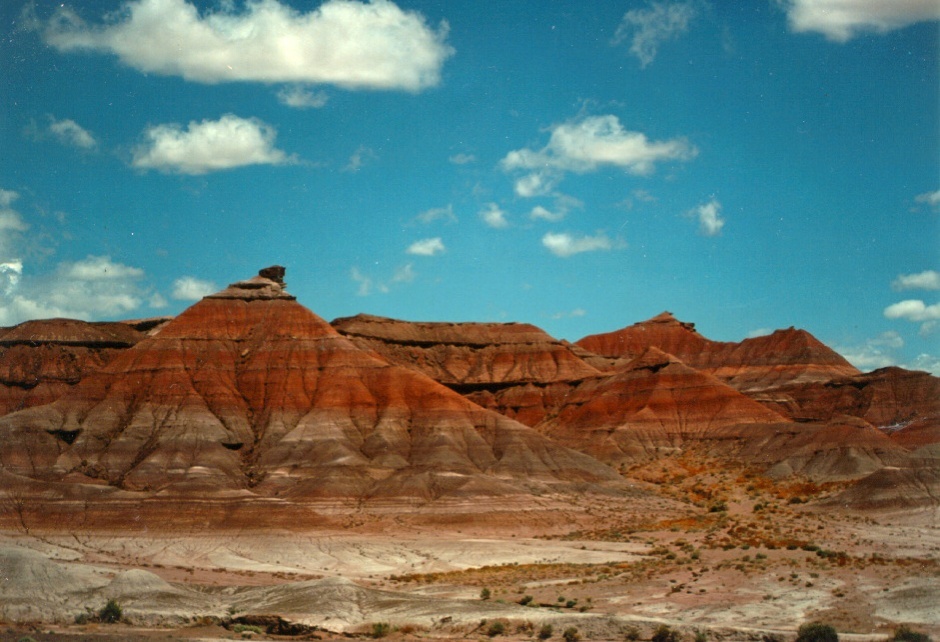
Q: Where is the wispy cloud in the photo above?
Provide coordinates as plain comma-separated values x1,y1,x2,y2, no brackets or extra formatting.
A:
344,145,377,172
350,262,416,296
551,308,587,320
406,237,445,256
542,231,612,258
502,115,696,198
48,116,97,149
42,0,453,91
892,270,940,291
415,204,457,224
612,1,698,68
448,153,476,165
690,198,725,236
276,86,329,109
530,194,583,222
132,114,293,174
480,203,509,229
171,276,217,300
782,0,940,42
836,331,904,371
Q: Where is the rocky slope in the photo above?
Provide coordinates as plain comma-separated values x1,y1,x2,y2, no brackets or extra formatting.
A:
0,318,143,416
576,312,861,390
332,313,601,391
0,268,624,524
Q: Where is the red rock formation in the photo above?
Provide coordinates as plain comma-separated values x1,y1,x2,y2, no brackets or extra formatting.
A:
0,319,143,416
0,269,622,509
576,312,860,390
332,314,601,389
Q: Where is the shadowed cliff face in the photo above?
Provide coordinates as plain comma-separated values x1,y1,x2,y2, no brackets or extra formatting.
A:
0,270,622,505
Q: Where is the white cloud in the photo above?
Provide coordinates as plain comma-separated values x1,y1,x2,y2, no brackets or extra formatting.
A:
915,189,940,210
691,198,725,236
172,276,217,300
884,299,940,323
391,263,415,283
612,1,698,68
782,0,940,42
344,145,377,172
406,237,445,256
0,193,29,271
277,86,329,109
415,204,457,224
0,260,23,296
836,331,905,372
133,114,292,174
351,266,374,296
448,153,476,165
0,255,151,325
542,232,612,258
351,263,415,296
892,270,940,291
502,115,696,198
0,189,19,208
43,0,453,91
907,353,940,376
551,308,587,320
48,116,97,149
480,203,509,229
747,327,774,338
530,194,584,222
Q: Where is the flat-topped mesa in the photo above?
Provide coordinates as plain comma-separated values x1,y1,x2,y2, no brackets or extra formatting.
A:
0,318,143,348
206,265,295,301
332,313,602,388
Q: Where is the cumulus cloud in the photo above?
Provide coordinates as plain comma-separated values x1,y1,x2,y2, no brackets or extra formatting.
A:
406,237,445,256
690,198,725,236
480,203,509,229
42,0,453,91
502,115,696,198
542,232,612,258
892,270,940,291
415,204,457,224
0,255,152,325
884,299,940,323
172,276,217,300
277,86,329,109
915,189,940,210
782,0,940,41
612,1,698,67
0,260,23,297
132,114,292,174
48,116,97,149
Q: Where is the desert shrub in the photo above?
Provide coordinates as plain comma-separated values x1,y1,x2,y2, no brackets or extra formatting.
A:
519,594,533,605
487,620,506,637
891,626,932,642
652,624,682,642
694,629,708,642
98,598,123,624
795,622,838,642
481,587,492,600
562,626,580,642
370,622,391,638
709,501,727,513
17,637,37,642
539,624,554,640
565,599,577,608
624,626,641,641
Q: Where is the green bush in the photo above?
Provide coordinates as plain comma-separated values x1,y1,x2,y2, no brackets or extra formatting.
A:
624,626,641,641
891,626,932,642
538,624,554,640
795,622,838,642
652,624,682,642
487,620,506,637
98,598,123,624
562,627,580,642
371,622,391,638
481,587,492,600
519,594,533,605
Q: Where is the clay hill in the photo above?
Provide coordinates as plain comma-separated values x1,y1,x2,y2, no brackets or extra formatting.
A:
0,267,937,530
0,268,627,529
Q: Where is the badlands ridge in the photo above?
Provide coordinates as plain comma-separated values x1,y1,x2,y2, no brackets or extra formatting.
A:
0,267,937,638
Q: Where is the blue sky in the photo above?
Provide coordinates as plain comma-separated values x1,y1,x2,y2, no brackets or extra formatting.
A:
1,0,938,373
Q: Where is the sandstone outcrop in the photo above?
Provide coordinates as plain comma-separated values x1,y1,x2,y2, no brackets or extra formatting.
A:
332,314,602,391
0,269,623,516
0,318,143,416
576,312,861,390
